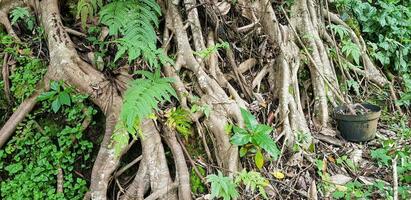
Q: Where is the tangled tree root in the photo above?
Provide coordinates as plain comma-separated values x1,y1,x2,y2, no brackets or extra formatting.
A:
0,0,394,199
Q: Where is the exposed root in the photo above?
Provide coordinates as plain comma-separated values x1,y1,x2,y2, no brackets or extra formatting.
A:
0,10,20,41
57,168,64,193
2,53,11,103
168,0,243,174
164,127,192,200
0,80,47,148
253,0,310,148
325,11,388,87
122,120,177,200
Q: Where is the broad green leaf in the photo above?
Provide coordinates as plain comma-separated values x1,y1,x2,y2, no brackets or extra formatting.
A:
253,124,273,135
252,132,280,160
58,92,71,106
240,108,258,130
230,132,251,146
255,149,264,169
51,99,61,113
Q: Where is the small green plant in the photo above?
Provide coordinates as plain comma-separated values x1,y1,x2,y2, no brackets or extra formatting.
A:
341,40,361,65
1,33,46,103
293,131,314,152
76,0,103,29
336,155,357,172
194,42,229,58
332,181,371,200
10,7,35,31
0,88,94,199
165,107,193,140
37,81,72,113
235,169,269,199
207,171,239,200
230,108,280,169
120,70,176,134
191,104,211,118
190,166,206,194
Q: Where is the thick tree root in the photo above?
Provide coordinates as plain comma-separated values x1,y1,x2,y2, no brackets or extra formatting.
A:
0,82,46,148
167,1,244,175
122,120,177,200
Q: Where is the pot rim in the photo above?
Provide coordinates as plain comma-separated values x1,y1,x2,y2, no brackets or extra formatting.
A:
333,103,381,121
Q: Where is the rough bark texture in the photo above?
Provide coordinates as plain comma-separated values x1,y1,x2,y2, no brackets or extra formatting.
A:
0,0,391,199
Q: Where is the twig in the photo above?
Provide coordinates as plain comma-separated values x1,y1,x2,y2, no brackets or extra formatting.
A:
393,156,398,200
64,27,86,38
114,155,142,177
177,135,208,186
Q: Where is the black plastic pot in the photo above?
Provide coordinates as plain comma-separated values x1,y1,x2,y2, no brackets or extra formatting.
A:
333,103,381,142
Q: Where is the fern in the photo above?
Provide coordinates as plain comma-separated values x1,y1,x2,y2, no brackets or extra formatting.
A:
120,70,176,134
100,0,171,67
341,40,361,65
112,70,176,155
10,7,34,31
77,0,102,29
165,107,193,140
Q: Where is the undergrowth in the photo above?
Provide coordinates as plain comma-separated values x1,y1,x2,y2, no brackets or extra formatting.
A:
0,81,96,199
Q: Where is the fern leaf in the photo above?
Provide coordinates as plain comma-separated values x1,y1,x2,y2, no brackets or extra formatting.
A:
77,0,102,29
99,0,171,67
120,71,176,133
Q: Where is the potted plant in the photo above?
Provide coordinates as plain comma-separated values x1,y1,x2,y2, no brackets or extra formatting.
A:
333,103,381,142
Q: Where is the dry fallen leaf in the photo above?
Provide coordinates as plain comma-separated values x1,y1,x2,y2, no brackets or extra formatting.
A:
350,148,363,165
272,171,285,180
329,174,353,185
216,2,230,15
307,180,318,200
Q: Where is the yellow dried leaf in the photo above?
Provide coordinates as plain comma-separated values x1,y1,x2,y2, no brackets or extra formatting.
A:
272,171,285,180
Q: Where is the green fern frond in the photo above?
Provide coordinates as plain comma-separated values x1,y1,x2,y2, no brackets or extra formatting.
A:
99,0,171,67
10,7,35,30
77,0,102,29
120,70,176,134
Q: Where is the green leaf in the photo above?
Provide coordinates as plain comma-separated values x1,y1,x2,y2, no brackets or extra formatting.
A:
255,149,264,169
252,132,281,160
240,108,258,130
51,99,61,113
239,147,248,157
50,81,60,91
230,132,251,146
37,91,57,101
58,92,71,106
253,124,273,135
341,40,361,65
332,191,346,199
